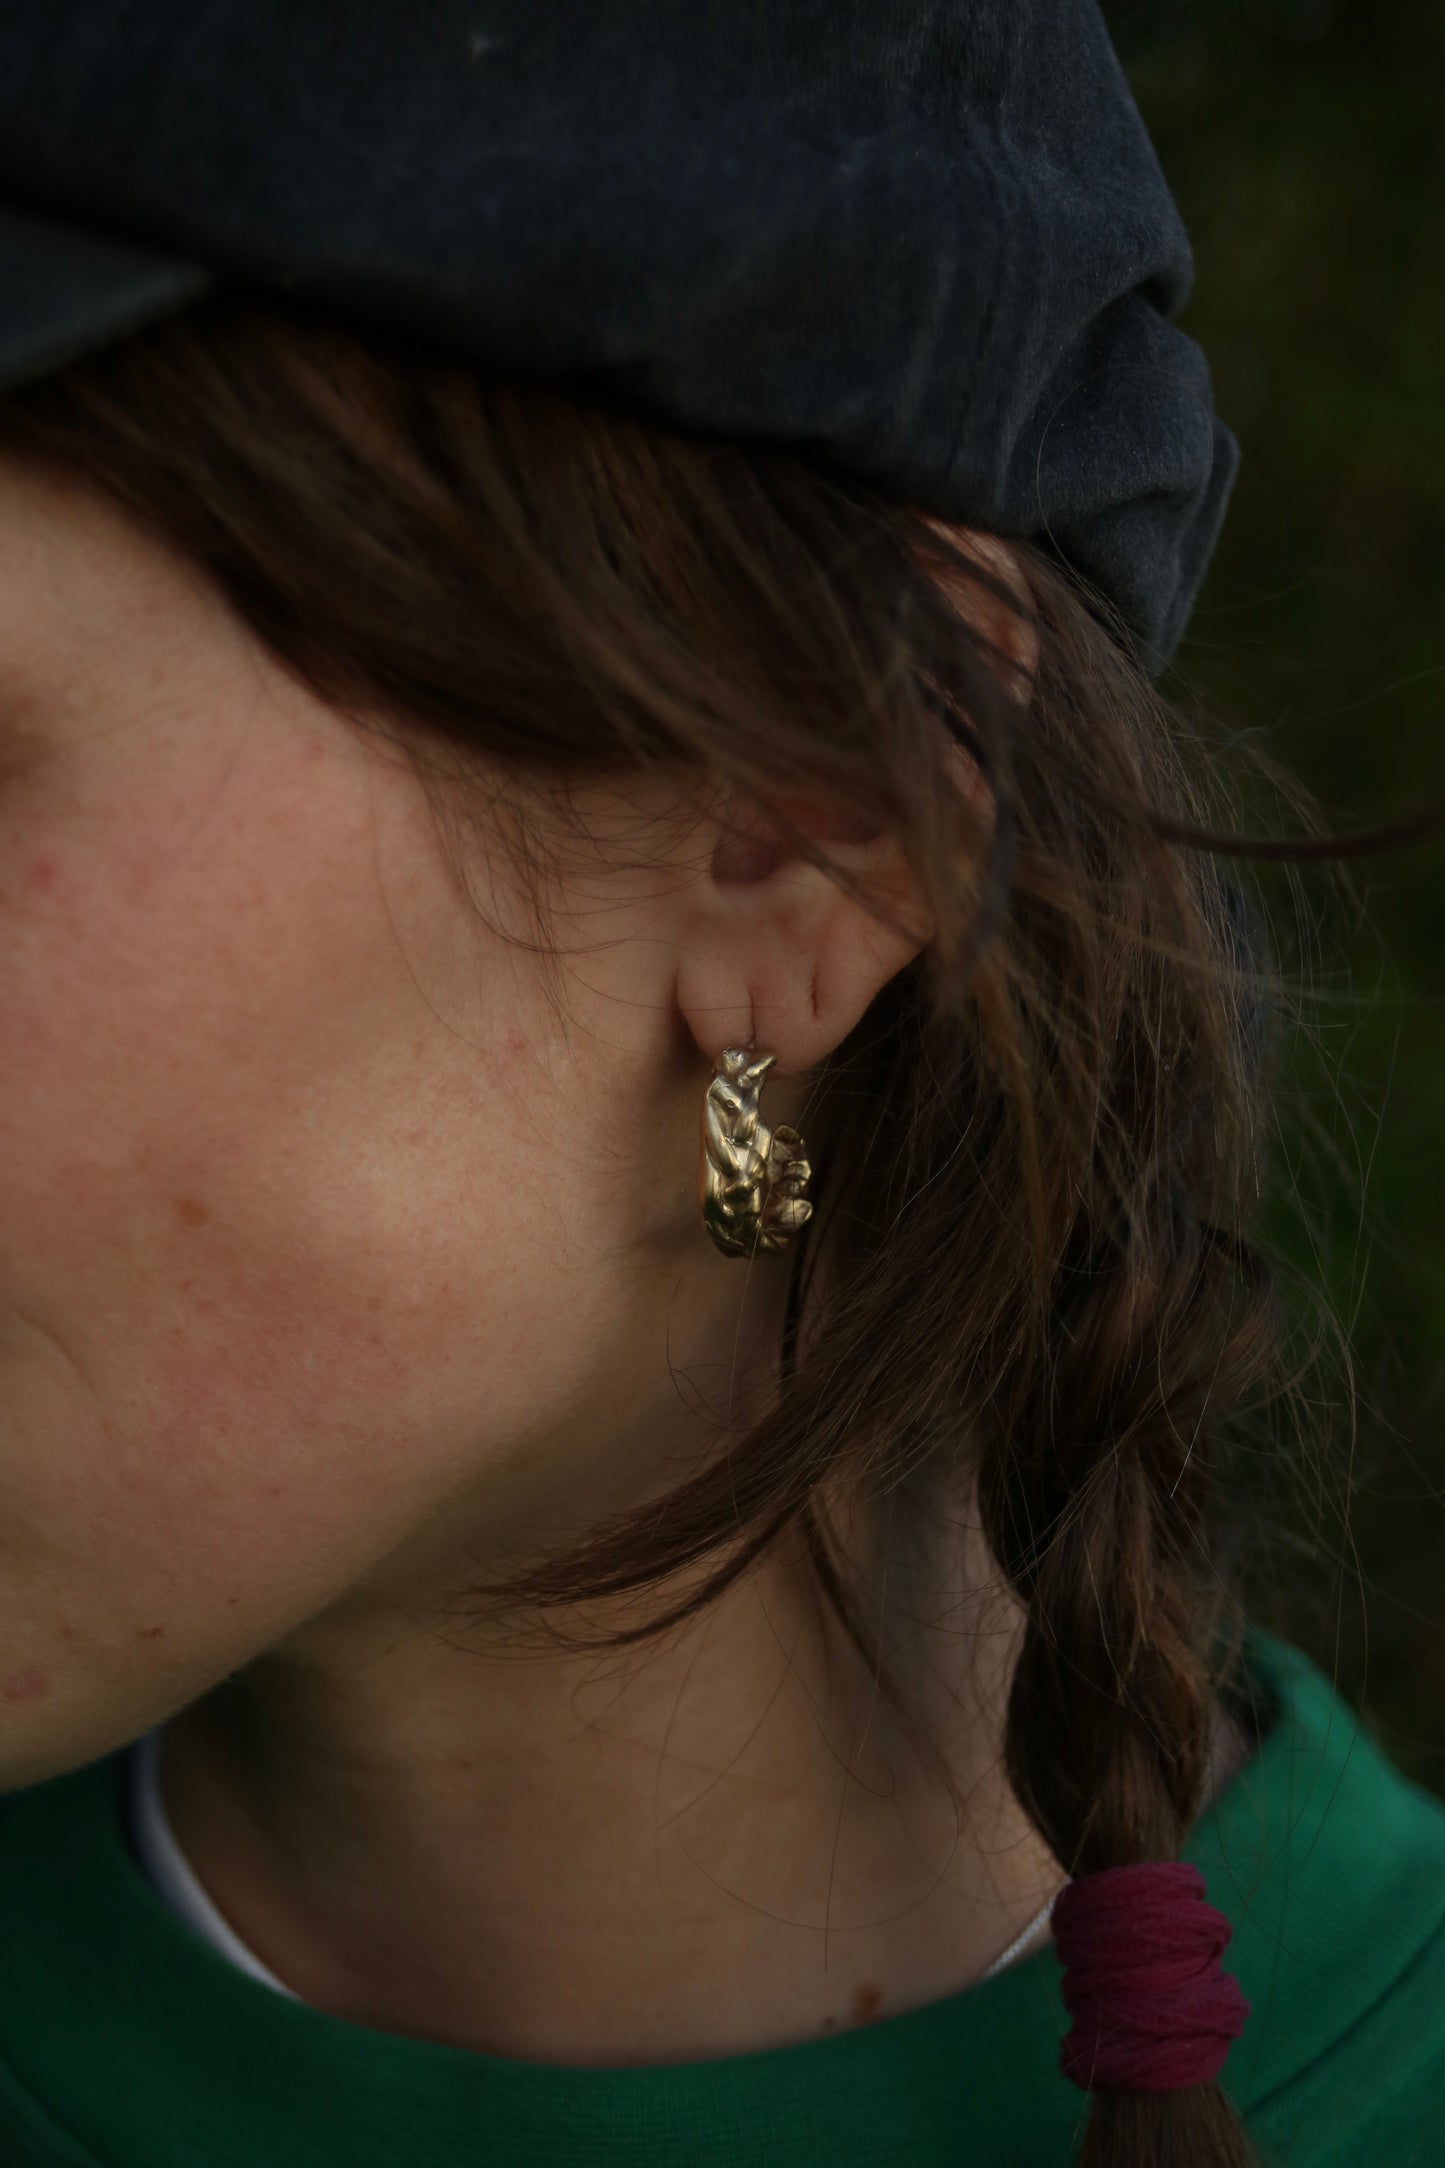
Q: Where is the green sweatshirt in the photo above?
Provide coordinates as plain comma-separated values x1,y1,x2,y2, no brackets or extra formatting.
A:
1,1630,1442,2167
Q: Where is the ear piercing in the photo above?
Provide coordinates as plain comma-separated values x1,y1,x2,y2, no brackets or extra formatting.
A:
698,1046,813,1257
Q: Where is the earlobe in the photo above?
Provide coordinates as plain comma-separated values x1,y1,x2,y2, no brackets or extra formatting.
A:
819,822,940,1003
680,953,762,1070
677,805,935,1089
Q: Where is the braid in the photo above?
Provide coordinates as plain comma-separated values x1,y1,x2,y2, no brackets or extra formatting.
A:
976,889,1274,2168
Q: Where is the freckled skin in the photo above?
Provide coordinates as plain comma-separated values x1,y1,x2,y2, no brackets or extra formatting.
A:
0,455,758,1789
0,449,1067,2065
3,1670,49,1702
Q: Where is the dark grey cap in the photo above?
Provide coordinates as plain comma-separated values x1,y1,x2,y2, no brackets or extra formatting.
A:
0,204,213,390
0,0,1237,677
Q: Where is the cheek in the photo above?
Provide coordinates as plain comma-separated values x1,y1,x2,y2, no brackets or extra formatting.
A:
0,791,559,1788
0,1088,473,1790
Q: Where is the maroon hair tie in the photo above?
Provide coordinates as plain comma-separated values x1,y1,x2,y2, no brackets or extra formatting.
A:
1051,1861,1251,2093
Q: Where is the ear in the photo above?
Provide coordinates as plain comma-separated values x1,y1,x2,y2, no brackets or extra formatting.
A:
674,790,936,1079
675,529,1035,1078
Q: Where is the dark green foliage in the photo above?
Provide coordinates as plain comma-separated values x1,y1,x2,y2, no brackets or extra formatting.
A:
1109,0,1445,1797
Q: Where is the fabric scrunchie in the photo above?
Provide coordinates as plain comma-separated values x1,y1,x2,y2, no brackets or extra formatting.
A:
1052,1860,1251,2094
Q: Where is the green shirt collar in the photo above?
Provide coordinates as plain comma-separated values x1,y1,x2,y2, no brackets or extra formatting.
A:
1,1628,1442,2168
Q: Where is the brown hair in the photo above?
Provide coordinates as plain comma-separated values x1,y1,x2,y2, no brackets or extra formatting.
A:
1,293,1434,2166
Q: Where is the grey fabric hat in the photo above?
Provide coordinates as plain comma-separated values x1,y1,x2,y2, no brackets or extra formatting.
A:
0,0,1237,678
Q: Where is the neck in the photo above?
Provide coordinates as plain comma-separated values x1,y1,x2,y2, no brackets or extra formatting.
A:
157,1521,1068,2064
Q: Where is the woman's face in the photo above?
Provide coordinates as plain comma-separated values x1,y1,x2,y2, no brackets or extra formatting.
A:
0,451,807,1793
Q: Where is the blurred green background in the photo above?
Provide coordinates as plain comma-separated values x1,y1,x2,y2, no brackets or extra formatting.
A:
1103,1,1444,1795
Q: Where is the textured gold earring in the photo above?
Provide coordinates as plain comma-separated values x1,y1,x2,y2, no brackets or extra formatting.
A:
698,1046,814,1257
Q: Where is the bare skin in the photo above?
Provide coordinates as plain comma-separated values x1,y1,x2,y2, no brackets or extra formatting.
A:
0,451,1248,2063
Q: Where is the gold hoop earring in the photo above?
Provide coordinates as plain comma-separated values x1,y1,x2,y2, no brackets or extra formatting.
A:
698,1045,814,1257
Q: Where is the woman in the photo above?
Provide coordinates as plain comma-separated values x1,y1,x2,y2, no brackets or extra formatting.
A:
0,3,1441,2166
